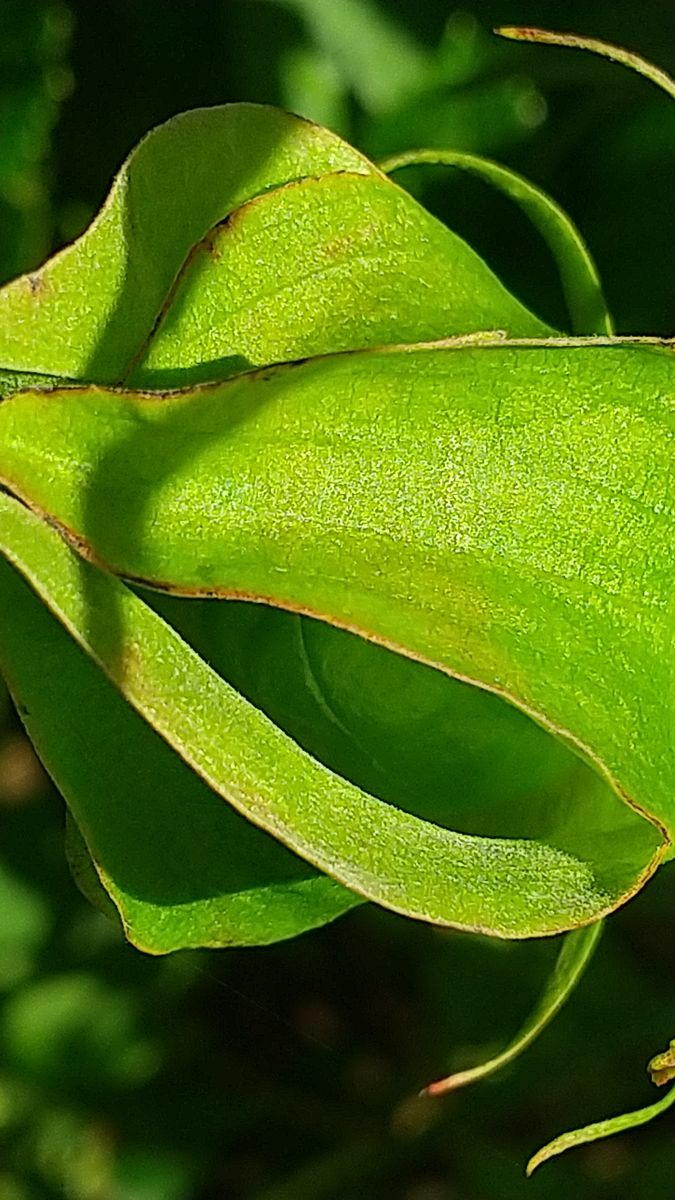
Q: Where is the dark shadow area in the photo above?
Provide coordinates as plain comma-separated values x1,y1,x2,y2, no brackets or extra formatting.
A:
77,104,301,681
147,593,660,899
125,355,255,390
0,556,351,919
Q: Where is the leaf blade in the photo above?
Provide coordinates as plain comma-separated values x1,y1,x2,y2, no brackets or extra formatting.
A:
0,545,359,953
0,490,648,940
1,341,671,857
495,27,675,101
129,169,548,388
0,104,377,382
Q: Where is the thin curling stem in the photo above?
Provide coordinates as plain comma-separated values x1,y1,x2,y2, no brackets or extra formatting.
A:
495,27,675,101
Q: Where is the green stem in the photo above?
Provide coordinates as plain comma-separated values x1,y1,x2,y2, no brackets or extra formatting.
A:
495,27,675,101
528,1082,675,1175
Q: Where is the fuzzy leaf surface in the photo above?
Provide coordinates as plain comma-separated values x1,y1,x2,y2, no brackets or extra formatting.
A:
0,104,375,382
0,341,671,936
0,489,657,941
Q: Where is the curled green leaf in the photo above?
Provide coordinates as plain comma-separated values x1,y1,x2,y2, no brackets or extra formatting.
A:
0,104,377,382
0,488,661,942
0,337,672,939
126,168,547,389
379,148,612,335
0,536,359,953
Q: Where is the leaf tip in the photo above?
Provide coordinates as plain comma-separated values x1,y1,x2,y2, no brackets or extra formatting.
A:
493,25,528,40
493,26,556,44
525,1154,542,1177
493,25,675,100
525,1134,573,1175
422,1078,452,1098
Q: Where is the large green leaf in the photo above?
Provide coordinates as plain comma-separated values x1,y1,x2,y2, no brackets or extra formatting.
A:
1,343,672,849
0,104,376,382
0,489,656,942
0,102,550,392
1,339,671,938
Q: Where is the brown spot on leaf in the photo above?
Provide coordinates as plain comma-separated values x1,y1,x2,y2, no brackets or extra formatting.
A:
201,228,222,261
45,515,95,560
26,273,47,298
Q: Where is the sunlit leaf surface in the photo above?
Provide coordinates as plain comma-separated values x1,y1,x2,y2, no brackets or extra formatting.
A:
0,104,672,956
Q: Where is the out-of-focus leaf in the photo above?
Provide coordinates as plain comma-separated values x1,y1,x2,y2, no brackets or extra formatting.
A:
424,922,602,1095
274,3,542,164
0,1,72,282
281,43,350,134
112,1149,197,1200
0,862,50,990
272,0,432,114
2,970,159,1089
363,77,547,162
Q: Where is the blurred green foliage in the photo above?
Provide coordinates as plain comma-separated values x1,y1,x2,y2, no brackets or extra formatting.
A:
0,1,673,1197
0,1,72,284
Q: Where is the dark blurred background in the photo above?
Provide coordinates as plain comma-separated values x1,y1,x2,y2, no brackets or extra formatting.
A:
1,1,673,1197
